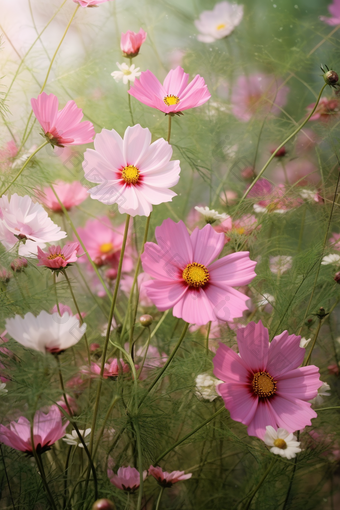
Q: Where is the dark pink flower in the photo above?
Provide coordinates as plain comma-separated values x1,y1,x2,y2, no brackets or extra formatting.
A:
121,28,147,57
306,97,340,121
56,395,80,415
108,466,147,492
38,181,88,212
37,242,81,269
89,359,130,379
320,1,340,25
248,179,302,214
0,405,68,454
148,465,192,487
213,321,322,439
128,66,211,114
141,219,256,325
31,93,95,147
215,215,259,242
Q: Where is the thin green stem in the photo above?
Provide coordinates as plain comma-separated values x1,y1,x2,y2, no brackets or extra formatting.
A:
155,406,225,464
234,83,327,213
303,317,323,366
315,406,340,411
63,446,72,510
89,215,130,455
1,141,48,196
53,272,61,315
242,458,276,510
138,322,189,409
155,487,165,510
0,444,16,510
135,420,144,510
167,115,172,143
205,321,211,355
137,327,151,379
30,422,57,510
128,84,135,125
92,396,120,459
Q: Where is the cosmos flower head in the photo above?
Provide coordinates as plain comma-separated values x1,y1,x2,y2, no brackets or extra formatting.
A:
194,1,244,43
111,63,141,84
320,1,340,26
148,465,192,487
121,28,147,57
263,426,301,459
37,242,81,270
108,466,147,492
38,181,88,212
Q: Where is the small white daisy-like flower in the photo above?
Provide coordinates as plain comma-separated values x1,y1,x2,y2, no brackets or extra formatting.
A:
299,337,311,348
269,255,293,274
194,1,244,43
264,426,301,459
321,254,340,266
257,293,275,308
62,428,91,448
195,373,222,402
194,206,230,224
0,382,8,395
300,189,319,202
311,381,331,406
111,62,141,84
253,204,287,214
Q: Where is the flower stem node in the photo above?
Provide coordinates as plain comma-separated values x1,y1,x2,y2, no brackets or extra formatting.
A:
139,314,153,327
92,499,116,510
321,65,339,88
314,306,329,319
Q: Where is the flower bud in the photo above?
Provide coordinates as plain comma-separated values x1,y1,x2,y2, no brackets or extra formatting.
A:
0,268,12,283
11,257,28,272
139,314,153,327
92,499,116,510
334,271,340,284
105,268,117,281
323,70,339,86
241,166,255,180
270,146,286,157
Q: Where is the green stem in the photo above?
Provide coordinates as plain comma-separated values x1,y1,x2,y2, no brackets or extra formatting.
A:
53,272,61,315
1,141,49,196
30,422,57,510
89,215,130,455
92,396,120,459
135,420,144,510
155,406,225,464
242,458,276,510
205,321,211,355
234,83,327,213
138,322,189,409
0,444,16,510
303,316,323,366
128,84,135,125
167,115,172,143
63,446,72,510
62,269,91,365
315,406,340,411
137,327,151,379
155,487,164,510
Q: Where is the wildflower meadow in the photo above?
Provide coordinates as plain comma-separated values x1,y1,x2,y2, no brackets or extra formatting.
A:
1,0,340,508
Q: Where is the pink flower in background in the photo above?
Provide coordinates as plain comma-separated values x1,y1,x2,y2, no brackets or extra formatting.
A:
56,395,80,416
0,405,68,454
83,125,181,217
128,66,211,114
121,28,147,57
77,216,133,271
272,159,319,186
213,321,322,439
148,466,192,487
194,1,244,43
220,189,238,206
38,181,88,212
215,214,259,242
0,194,66,257
141,219,257,325
89,359,130,379
31,93,95,147
330,233,340,251
295,129,319,154
50,303,86,320
37,242,81,269
121,273,153,307
136,345,168,380
306,97,340,121
73,0,113,5
320,1,340,25
0,141,18,171
231,74,289,122
108,466,147,492
248,179,302,214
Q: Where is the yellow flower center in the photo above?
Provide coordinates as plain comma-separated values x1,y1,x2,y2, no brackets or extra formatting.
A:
182,262,209,288
164,95,180,106
252,371,277,398
234,227,245,235
48,253,65,260
273,438,287,449
216,23,226,30
123,69,132,76
267,202,280,212
100,243,114,254
122,165,140,185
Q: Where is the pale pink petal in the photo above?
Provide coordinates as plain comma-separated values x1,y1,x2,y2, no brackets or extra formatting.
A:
237,321,269,372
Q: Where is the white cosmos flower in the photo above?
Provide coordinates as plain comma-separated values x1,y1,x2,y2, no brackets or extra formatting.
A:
0,382,8,395
300,189,318,202
195,373,222,401
321,254,340,265
195,206,229,224
62,428,91,448
195,1,244,43
299,337,311,348
310,381,331,406
5,311,86,354
111,63,141,84
0,194,66,257
269,255,293,274
253,203,287,214
264,426,301,460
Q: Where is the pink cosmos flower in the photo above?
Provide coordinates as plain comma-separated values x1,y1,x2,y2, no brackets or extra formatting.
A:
50,303,85,320
306,97,340,121
0,141,18,171
37,242,81,269
231,74,289,122
108,466,147,492
128,66,211,114
330,233,340,251
215,214,259,242
248,179,302,214
0,405,68,454
31,92,95,147
83,125,181,217
141,219,257,325
121,28,147,57
77,216,133,271
73,0,113,5
148,466,192,487
88,359,130,379
56,395,80,416
213,321,322,439
320,1,340,25
272,159,319,187
120,273,153,307
38,181,88,212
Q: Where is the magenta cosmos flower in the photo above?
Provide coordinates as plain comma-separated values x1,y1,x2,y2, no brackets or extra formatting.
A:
89,358,130,379
31,92,94,147
121,28,147,57
37,242,81,269
141,219,256,325
0,405,68,454
213,321,322,439
108,466,147,492
73,0,113,7
38,181,88,212
306,97,340,122
231,74,289,122
128,66,211,114
320,1,340,25
149,466,192,487
83,125,181,217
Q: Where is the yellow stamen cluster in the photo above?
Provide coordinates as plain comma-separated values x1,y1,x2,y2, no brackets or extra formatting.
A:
273,438,287,449
252,371,277,398
182,262,210,288
122,165,140,185
163,95,180,106
48,253,65,260
216,23,226,30
100,243,114,254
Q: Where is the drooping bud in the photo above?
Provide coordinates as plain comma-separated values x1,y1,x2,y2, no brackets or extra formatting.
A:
334,271,340,284
139,314,153,327
11,257,28,272
0,268,12,283
92,499,116,510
